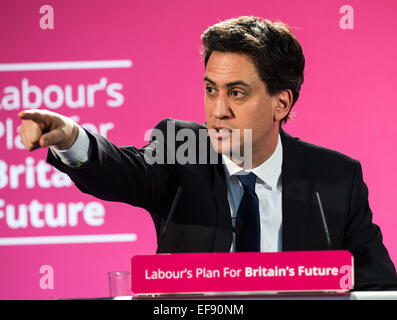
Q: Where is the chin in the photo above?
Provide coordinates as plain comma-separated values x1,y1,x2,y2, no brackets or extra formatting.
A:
209,136,241,157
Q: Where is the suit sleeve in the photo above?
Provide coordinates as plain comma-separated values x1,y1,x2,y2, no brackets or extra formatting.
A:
46,119,172,213
344,160,397,290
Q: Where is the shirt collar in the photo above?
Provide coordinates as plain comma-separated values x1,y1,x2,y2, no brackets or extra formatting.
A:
222,134,283,190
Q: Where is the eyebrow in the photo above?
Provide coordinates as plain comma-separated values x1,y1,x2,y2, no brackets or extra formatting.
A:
203,76,251,89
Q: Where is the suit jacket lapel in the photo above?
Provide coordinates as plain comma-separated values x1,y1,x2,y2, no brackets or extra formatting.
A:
280,129,313,251
210,150,233,252
200,124,232,252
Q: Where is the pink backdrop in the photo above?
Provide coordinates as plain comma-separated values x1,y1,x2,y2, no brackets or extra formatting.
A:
0,0,396,299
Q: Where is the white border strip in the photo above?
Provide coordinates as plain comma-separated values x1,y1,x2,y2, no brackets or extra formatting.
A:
0,233,137,245
0,60,133,72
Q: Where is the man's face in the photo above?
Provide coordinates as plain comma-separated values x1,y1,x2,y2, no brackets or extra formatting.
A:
204,51,280,164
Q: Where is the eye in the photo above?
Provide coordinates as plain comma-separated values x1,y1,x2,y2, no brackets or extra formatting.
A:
230,90,244,98
205,86,214,94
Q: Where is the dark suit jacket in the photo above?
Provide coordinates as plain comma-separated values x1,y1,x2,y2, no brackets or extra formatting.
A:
47,118,397,291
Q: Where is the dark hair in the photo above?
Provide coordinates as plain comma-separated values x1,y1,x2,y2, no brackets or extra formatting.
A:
200,16,305,125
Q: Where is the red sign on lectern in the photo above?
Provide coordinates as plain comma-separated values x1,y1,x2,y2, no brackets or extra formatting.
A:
130,250,354,296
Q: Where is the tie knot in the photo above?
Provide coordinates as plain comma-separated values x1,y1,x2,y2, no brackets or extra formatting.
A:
237,172,257,192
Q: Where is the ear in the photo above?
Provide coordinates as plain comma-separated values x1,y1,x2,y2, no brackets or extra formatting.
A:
273,89,293,122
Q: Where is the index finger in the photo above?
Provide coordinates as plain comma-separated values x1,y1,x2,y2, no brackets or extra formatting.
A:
18,110,48,123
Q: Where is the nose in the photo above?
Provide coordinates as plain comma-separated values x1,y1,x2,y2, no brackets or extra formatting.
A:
213,94,232,120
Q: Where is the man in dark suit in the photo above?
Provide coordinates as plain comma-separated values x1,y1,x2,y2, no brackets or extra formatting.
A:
18,16,397,290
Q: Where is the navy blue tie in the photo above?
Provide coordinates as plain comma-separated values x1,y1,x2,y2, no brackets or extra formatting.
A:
235,172,260,252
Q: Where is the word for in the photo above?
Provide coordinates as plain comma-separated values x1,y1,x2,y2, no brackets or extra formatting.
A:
39,5,54,30
0,198,105,228
39,265,54,289
0,117,114,150
0,77,124,111
0,157,72,189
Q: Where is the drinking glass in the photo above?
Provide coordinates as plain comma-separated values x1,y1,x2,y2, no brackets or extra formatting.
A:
108,271,132,297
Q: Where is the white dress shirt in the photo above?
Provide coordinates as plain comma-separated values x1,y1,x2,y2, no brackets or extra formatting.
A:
52,128,283,252
50,125,90,166
222,134,283,253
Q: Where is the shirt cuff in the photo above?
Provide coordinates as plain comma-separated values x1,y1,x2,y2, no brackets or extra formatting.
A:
49,125,90,166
